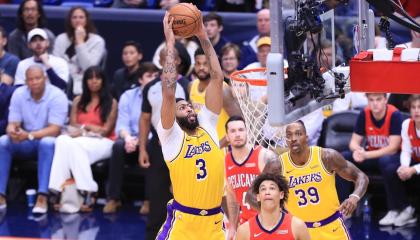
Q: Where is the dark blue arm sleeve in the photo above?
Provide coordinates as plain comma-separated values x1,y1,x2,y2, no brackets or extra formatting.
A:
46,68,67,90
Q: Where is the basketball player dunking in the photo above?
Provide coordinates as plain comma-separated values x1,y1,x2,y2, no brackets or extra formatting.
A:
155,12,226,239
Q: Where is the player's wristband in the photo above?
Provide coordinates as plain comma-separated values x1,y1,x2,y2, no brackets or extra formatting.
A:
349,194,360,201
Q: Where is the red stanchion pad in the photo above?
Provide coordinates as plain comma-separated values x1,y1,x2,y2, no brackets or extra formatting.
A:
350,51,420,94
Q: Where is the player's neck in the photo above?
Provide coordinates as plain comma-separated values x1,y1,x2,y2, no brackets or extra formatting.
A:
231,144,252,164
290,146,310,166
197,79,210,92
183,128,198,136
259,208,282,231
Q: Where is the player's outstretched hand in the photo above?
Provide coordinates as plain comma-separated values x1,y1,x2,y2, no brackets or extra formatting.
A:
163,11,175,46
339,195,358,217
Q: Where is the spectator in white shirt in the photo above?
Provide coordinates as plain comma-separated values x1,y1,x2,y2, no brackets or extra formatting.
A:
14,28,69,91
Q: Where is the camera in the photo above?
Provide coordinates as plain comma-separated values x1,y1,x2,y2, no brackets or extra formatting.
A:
284,0,325,103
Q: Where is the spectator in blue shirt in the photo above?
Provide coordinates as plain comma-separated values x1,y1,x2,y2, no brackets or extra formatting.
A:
0,65,68,214
0,26,20,136
103,62,159,214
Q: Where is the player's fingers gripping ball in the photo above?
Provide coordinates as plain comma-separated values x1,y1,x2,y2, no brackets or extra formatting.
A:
169,3,202,38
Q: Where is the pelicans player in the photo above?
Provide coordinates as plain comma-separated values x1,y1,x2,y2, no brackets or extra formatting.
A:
236,173,310,240
224,116,278,239
155,12,226,239
277,121,369,240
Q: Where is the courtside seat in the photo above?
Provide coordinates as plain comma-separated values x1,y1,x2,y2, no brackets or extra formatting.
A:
318,110,384,185
319,110,411,186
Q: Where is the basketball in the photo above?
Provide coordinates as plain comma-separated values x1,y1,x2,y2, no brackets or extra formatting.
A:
169,3,201,38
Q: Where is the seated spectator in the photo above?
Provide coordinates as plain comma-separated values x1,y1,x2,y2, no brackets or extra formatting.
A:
338,93,415,226
48,66,117,212
14,28,69,91
0,65,68,213
244,36,270,69
203,12,229,56
111,41,143,100
0,82,15,136
220,43,240,84
239,8,270,69
8,0,55,60
397,94,420,226
0,26,20,85
53,7,106,96
0,26,20,136
103,62,159,214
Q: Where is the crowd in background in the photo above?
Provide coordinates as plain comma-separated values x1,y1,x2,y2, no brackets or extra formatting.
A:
1,0,420,239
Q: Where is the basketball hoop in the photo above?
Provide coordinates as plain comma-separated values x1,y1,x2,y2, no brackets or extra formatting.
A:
230,68,287,155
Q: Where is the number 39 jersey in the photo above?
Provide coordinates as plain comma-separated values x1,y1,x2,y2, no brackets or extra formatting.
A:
280,146,340,222
166,126,225,210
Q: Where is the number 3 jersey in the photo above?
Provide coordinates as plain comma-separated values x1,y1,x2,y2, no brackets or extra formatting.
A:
225,146,261,223
280,146,340,222
157,106,225,210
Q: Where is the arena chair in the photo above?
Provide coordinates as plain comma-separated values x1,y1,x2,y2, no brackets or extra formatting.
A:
318,110,359,153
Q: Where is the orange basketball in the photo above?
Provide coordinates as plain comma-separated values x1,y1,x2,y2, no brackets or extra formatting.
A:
169,3,201,38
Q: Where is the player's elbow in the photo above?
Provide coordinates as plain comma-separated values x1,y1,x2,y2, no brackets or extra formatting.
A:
358,171,369,186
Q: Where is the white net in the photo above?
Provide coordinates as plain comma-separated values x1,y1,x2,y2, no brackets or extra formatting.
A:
230,68,287,155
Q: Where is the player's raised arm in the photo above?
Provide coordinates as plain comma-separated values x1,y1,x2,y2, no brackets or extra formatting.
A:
194,13,224,115
161,12,178,129
322,148,369,216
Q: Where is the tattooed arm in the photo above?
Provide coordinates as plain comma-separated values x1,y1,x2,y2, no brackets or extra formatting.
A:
258,148,280,172
194,11,224,115
322,148,369,216
161,12,178,129
226,183,240,240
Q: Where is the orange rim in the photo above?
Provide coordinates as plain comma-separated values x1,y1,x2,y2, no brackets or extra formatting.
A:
230,68,267,86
